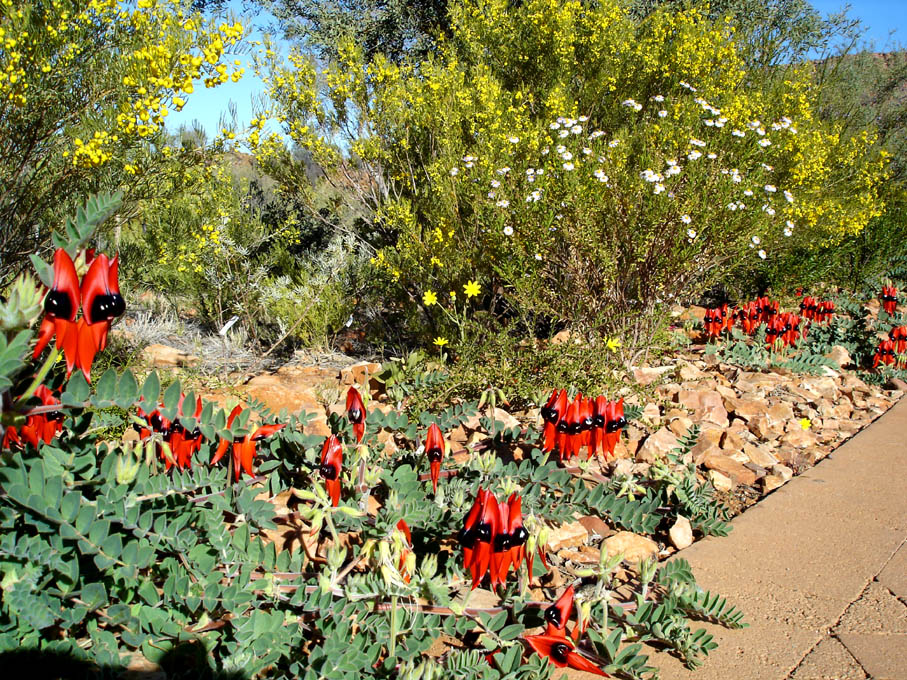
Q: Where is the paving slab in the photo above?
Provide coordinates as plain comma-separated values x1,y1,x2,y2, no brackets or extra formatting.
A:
834,633,907,679
835,582,907,634
647,397,907,680
877,541,907,603
789,637,867,680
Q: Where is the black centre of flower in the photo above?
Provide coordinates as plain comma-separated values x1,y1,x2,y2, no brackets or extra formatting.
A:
581,415,594,430
511,526,529,546
458,526,477,549
109,293,126,318
90,294,117,322
544,605,562,628
44,289,73,319
556,419,569,433
320,463,339,480
550,642,571,664
592,414,605,428
476,522,492,543
541,407,559,423
150,413,163,430
348,408,362,423
605,417,626,433
427,447,442,463
567,421,582,435
494,532,512,551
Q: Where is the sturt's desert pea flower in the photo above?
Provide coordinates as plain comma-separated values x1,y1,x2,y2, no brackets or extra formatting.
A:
889,326,907,354
345,386,366,443
34,248,81,374
544,585,576,637
78,253,125,381
873,339,898,368
211,405,285,480
1,385,62,450
460,489,533,590
318,434,344,506
136,394,204,471
523,634,607,676
490,492,529,589
881,286,898,316
603,398,625,458
799,296,818,320
815,300,835,323
396,519,412,583
702,306,727,339
424,422,445,493
541,388,567,453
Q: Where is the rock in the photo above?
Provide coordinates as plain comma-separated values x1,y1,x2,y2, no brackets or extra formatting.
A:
800,377,839,401
780,428,817,449
669,516,694,550
724,396,764,421
766,402,795,424
578,516,612,539
636,427,680,463
492,407,521,431
721,430,746,452
603,531,659,564
668,416,695,438
340,361,382,387
749,414,785,440
141,343,200,368
772,463,793,481
642,402,661,425
559,546,601,564
547,521,589,551
708,470,733,492
886,377,907,391
762,474,786,493
703,453,758,486
743,443,779,468
691,440,722,465
676,389,729,428
551,330,572,345
824,345,852,368
633,365,674,386
677,361,705,381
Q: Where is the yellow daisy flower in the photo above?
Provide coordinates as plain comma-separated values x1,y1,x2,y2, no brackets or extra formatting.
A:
423,290,438,306
463,280,481,298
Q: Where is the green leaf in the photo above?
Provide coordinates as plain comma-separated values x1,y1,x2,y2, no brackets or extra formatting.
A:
94,368,118,403
61,372,90,406
141,371,161,405
116,370,139,408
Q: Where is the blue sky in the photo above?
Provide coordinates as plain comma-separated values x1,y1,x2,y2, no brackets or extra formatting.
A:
167,1,907,140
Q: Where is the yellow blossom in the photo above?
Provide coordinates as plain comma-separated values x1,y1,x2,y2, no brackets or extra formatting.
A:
433,337,449,347
463,280,480,298
799,418,811,430
422,290,438,306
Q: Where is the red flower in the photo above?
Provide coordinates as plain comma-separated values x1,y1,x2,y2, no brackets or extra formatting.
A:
2,385,62,450
345,386,366,443
799,296,817,321
397,519,412,583
490,492,528,589
77,253,125,381
881,286,898,316
34,249,81,375
873,339,897,368
544,585,575,637
541,389,567,453
523,634,608,676
603,398,625,457
702,307,725,339
458,487,500,589
458,487,486,580
318,434,344,506
889,326,907,354
136,394,205,470
424,422,445,493
212,405,285,480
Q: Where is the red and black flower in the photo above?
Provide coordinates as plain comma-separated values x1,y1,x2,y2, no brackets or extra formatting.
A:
881,286,898,316
211,404,285,480
523,635,607,676
345,386,366,443
34,249,81,374
318,434,344,506
889,326,907,354
873,339,898,368
541,389,567,453
2,385,63,450
78,253,125,382
460,489,532,590
424,422,445,493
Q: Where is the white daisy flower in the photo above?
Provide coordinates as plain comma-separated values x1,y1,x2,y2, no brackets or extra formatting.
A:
465,161,474,168
658,110,668,118
490,179,500,188
594,169,608,182
748,120,761,129
608,139,620,148
509,136,520,144
704,119,715,126
680,81,696,91
450,167,459,176
732,129,745,137
727,203,738,211
582,147,592,155
744,189,753,196
503,225,514,236
758,249,767,259
563,162,575,171
526,168,535,175
784,190,794,203
496,199,510,208
764,184,776,193
525,190,541,203
497,167,511,175
761,163,773,171
561,151,573,161
707,152,717,159
488,191,496,199
666,165,681,176
578,115,589,122
681,214,692,224
558,129,570,138
714,119,725,128
784,226,793,237
751,235,761,245
621,99,638,108
550,122,560,130
786,220,795,229
758,138,771,147
653,183,665,194
535,253,543,260
690,138,706,147
652,95,665,102
688,150,702,160
571,124,582,134
687,228,697,239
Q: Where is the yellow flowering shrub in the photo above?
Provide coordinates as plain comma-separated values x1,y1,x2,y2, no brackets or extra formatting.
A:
258,0,888,345
0,0,246,276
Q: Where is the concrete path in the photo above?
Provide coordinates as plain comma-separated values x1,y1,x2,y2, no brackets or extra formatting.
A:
649,397,907,680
